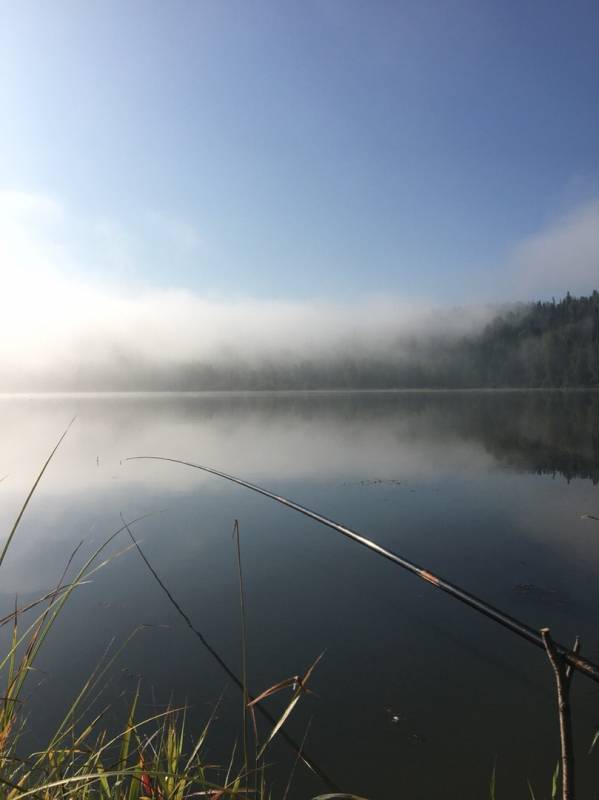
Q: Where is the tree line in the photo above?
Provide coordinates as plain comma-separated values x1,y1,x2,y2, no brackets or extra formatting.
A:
455,290,599,388
22,291,598,391
177,291,599,390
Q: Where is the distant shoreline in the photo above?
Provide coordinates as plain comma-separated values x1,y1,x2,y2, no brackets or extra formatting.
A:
1,386,599,399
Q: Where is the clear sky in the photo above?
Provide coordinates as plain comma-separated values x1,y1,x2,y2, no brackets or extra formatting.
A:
1,0,598,305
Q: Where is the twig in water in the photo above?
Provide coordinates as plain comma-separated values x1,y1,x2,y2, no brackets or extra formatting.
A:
541,628,579,800
233,519,251,780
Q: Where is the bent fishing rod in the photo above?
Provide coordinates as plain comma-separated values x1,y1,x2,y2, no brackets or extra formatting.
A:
127,455,599,685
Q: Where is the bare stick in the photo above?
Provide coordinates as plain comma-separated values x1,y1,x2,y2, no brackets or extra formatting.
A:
541,627,576,800
233,519,250,779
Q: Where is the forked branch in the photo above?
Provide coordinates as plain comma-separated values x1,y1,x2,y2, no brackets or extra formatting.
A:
541,627,579,800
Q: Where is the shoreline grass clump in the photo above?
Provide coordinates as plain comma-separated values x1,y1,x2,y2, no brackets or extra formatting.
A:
0,427,358,800
0,567,355,800
0,526,349,800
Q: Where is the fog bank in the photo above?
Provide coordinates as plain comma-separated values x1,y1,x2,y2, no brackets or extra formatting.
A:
0,269,497,390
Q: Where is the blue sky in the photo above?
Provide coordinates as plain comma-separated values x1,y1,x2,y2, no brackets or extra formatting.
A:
1,0,598,305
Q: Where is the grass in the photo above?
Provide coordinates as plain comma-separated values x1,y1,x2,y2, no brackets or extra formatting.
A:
0,429,364,800
0,545,356,800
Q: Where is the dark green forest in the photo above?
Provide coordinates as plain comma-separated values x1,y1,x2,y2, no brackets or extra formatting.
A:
449,290,599,388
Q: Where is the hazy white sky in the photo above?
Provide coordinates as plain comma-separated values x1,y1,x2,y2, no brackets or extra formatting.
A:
1,1,598,378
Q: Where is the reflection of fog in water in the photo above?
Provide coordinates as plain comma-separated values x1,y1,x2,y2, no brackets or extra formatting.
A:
0,392,496,494
1,391,599,799
1,390,598,587
2,390,598,499
1,390,598,588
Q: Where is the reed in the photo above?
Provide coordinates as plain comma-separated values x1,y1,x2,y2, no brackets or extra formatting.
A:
0,433,356,800
0,571,357,800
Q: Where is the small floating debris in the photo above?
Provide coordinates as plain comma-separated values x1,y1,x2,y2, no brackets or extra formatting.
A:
385,707,407,724
513,584,568,605
121,667,142,681
343,478,402,487
97,600,128,610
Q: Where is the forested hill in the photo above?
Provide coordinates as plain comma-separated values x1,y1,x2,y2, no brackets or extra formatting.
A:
224,290,599,390
163,291,599,390
453,291,599,388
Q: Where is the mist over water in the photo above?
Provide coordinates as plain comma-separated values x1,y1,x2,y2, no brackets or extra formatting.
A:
0,194,500,390
1,390,599,798
0,278,497,390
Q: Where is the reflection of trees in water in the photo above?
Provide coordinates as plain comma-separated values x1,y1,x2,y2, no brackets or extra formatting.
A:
32,388,597,484
176,389,599,484
230,390,599,485
167,389,599,483
466,392,599,484
382,390,599,485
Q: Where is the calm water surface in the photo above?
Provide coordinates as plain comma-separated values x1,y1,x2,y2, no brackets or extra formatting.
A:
1,391,599,799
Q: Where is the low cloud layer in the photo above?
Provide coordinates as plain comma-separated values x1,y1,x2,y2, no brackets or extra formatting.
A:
512,200,599,297
0,190,493,390
1,189,597,390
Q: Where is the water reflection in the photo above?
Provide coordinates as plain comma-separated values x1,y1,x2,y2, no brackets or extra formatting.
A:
0,390,598,799
2,390,598,493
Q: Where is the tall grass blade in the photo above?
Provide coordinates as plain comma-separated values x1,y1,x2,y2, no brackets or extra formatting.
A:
0,418,76,568
527,780,537,799
551,761,559,800
282,717,312,800
120,682,141,770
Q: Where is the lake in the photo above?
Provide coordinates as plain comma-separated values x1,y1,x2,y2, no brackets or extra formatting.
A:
1,390,599,799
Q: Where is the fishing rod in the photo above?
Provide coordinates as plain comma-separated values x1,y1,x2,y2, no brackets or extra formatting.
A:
127,456,599,685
